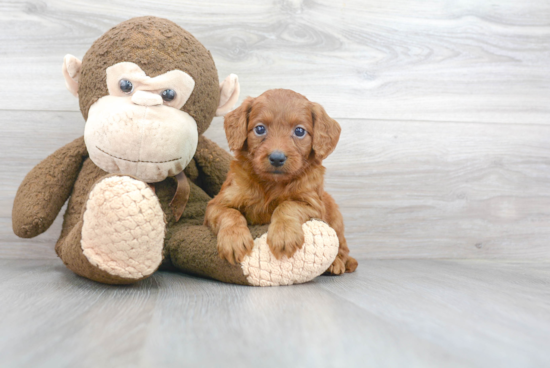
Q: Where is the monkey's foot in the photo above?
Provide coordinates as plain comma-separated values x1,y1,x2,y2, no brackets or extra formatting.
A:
81,176,165,280
241,220,339,286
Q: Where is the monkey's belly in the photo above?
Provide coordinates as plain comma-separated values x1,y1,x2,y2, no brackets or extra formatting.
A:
61,158,210,252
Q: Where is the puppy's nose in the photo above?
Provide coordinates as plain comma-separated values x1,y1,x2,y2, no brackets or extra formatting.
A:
269,151,287,167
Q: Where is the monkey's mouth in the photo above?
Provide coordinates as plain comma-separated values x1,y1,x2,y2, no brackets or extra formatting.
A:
96,146,182,164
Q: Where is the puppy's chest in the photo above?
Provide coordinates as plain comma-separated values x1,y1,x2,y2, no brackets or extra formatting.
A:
229,177,303,225
240,196,281,225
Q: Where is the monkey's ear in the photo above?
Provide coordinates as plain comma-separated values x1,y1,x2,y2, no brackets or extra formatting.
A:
216,74,240,116
311,103,341,161
224,97,254,152
62,54,82,97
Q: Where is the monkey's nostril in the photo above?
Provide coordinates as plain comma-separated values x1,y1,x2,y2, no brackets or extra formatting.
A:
269,151,287,167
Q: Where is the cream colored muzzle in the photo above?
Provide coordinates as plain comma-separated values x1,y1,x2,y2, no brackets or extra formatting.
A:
85,95,198,183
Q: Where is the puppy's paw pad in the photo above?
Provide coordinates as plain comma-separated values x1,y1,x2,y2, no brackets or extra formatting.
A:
81,176,165,279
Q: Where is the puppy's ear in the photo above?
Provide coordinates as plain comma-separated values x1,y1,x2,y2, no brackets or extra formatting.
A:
224,97,254,152
311,102,341,160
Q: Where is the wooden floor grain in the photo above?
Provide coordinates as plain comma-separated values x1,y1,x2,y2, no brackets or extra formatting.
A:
2,0,550,367
0,259,549,368
1,0,550,123
2,111,550,260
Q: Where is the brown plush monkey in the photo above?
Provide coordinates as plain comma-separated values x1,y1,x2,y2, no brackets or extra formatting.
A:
12,17,339,286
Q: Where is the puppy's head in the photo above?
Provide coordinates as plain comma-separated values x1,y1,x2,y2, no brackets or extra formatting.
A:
224,89,341,182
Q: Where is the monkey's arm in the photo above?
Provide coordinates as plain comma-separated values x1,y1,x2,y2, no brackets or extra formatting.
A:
12,136,88,238
193,135,232,197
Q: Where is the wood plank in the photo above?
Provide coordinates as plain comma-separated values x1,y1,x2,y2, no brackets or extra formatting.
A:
2,110,550,260
0,259,548,367
0,110,84,259
0,0,549,123
327,118,550,260
318,259,550,368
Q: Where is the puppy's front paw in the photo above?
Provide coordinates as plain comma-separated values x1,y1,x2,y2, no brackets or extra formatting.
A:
266,220,304,259
217,226,254,265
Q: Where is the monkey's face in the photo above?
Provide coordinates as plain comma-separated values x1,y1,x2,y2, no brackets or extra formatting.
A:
62,17,241,183
84,62,198,183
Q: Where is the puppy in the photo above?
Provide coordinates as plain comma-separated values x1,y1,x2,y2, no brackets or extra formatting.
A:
205,89,358,275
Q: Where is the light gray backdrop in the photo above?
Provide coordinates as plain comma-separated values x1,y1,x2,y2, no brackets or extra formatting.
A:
1,1,549,367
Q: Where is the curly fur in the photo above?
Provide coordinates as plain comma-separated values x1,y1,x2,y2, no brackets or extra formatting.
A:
205,89,358,274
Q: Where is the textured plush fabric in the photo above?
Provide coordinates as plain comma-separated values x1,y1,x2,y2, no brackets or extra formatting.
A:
166,224,252,285
241,220,339,286
78,16,219,135
81,176,165,279
12,137,87,238
38,136,251,285
84,94,198,182
57,219,145,285
192,135,233,198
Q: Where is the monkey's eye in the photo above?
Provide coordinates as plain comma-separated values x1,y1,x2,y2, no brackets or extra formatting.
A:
294,126,306,138
254,124,267,136
161,89,176,102
119,79,133,93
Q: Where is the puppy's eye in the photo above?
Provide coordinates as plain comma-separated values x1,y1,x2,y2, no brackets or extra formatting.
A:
119,79,133,93
161,89,176,102
294,126,306,138
254,125,267,136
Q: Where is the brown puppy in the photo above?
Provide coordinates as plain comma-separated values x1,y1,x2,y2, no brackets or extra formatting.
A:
205,89,358,275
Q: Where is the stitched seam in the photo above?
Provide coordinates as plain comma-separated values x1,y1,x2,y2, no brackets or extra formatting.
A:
96,146,182,163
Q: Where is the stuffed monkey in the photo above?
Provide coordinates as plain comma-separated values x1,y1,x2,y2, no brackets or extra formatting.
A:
12,17,339,286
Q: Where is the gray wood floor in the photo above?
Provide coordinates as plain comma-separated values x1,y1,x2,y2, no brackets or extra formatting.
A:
1,259,549,368
1,0,550,367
